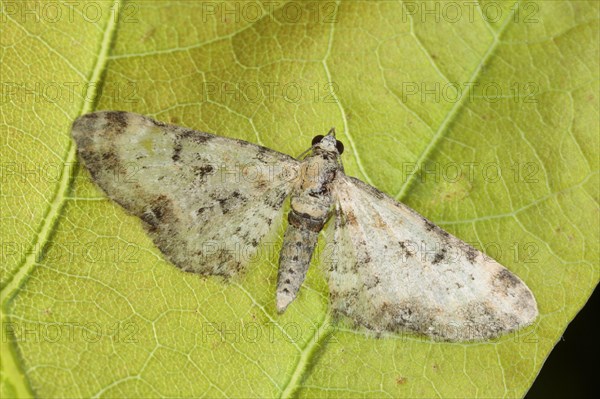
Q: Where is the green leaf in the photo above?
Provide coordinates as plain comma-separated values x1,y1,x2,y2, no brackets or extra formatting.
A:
2,1,598,398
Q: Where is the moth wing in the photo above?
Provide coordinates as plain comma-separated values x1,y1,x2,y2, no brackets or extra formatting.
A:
328,174,538,341
72,111,300,276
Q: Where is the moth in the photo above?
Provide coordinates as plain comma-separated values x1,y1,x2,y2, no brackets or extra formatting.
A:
72,111,538,341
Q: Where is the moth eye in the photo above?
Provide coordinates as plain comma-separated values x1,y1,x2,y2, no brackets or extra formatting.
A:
335,140,345,154
311,135,324,146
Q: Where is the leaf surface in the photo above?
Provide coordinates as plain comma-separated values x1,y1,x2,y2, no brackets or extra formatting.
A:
1,1,598,398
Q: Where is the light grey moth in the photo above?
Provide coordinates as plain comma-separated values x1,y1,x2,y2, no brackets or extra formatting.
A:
71,111,538,341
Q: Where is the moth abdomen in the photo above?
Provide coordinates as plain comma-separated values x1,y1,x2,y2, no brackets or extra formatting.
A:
287,209,325,232
275,142,340,312
276,212,323,313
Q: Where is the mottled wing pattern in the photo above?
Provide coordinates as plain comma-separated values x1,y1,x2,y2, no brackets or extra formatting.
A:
72,111,299,276
329,174,538,341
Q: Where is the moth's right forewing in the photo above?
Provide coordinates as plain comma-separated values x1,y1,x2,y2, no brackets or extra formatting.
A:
328,174,538,341
72,111,300,277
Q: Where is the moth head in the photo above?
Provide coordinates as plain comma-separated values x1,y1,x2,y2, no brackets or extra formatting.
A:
311,128,344,154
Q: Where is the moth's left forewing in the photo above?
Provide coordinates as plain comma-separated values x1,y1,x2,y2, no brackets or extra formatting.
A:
328,174,538,341
72,111,300,278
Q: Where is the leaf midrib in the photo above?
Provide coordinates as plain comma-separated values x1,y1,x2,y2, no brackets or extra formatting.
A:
278,2,522,397
0,1,124,397
2,1,524,398
394,2,519,201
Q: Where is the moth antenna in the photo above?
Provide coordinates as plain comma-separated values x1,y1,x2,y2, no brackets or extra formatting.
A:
296,146,312,160
337,155,345,173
